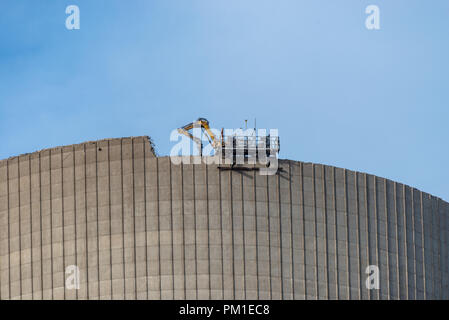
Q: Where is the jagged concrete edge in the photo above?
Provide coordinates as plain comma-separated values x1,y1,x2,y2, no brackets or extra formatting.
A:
0,136,156,165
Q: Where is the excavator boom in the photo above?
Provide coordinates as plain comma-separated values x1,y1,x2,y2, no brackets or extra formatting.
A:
177,117,220,155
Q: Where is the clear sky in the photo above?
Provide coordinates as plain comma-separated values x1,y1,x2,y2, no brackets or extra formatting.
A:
1,1,448,200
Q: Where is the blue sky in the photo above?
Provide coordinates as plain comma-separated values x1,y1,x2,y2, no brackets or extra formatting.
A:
1,1,448,200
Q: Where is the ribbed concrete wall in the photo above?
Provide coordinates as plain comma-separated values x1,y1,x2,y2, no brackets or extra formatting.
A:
0,137,448,299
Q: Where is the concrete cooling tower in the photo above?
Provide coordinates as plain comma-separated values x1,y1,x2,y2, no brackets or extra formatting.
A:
0,136,448,299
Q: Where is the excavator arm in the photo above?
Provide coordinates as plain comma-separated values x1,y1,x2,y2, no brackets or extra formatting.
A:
177,117,220,155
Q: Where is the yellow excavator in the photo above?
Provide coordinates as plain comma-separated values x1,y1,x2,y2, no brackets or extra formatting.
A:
177,117,222,155
177,117,280,162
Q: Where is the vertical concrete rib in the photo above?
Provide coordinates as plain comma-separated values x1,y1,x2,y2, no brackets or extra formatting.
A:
384,179,390,299
206,165,211,299
72,146,78,300
94,143,101,299
411,189,417,299
218,169,224,299
120,140,125,298
430,197,435,299
426,196,432,298
254,169,260,299
28,156,34,299
430,198,434,299
193,164,198,299
373,176,380,299
131,141,137,299
240,172,246,299
300,164,306,299
439,200,444,298
229,171,235,299
435,199,442,298
402,185,409,299
277,169,283,299
324,166,333,299
407,186,414,299
444,200,449,299
39,154,43,299
354,172,362,299
363,174,370,300
420,192,426,299
143,141,148,299
332,167,339,299
438,199,444,299
61,149,65,300
18,158,22,299
180,162,186,299
441,201,449,300
156,157,161,298
404,186,415,299
395,183,402,298
344,170,350,299
169,158,174,298
384,179,392,299
49,151,54,299
0,164,2,300
322,165,330,299
83,144,89,299
266,174,272,299
444,199,449,299
7,160,11,300
107,141,113,299
414,190,423,299
393,183,399,299
312,165,318,299
432,196,437,299
288,162,294,299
